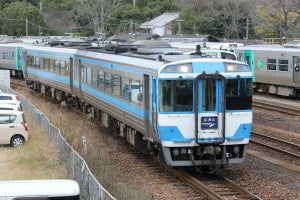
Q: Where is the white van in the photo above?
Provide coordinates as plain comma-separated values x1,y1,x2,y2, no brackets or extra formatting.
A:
0,179,80,200
0,110,28,147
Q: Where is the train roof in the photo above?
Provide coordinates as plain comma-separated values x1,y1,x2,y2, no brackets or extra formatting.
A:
236,45,300,52
76,49,165,71
23,45,78,54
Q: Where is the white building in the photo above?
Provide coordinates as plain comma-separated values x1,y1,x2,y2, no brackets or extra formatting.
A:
139,12,179,36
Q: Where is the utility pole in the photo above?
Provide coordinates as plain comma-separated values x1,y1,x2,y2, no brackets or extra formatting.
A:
26,18,28,36
245,18,249,45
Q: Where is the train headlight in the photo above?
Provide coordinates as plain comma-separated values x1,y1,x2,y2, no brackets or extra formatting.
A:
224,63,251,72
161,63,192,73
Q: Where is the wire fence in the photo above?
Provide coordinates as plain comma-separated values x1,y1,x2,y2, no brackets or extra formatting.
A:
3,86,116,200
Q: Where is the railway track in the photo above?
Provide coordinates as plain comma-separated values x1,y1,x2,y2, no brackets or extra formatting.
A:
250,131,300,159
169,167,262,200
253,96,300,116
252,101,300,116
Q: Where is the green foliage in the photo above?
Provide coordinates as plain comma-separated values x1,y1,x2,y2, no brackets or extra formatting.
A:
0,0,298,38
0,1,46,36
41,0,74,11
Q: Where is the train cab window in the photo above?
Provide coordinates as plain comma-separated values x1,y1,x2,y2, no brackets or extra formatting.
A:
202,80,216,111
226,78,252,110
159,80,193,112
267,59,276,70
279,59,288,71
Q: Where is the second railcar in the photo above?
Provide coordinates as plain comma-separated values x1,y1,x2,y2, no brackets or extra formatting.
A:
236,45,300,97
0,43,25,77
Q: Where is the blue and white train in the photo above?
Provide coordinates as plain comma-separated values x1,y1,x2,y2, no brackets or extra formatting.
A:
21,45,252,173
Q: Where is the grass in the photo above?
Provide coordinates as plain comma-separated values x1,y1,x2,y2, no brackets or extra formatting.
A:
15,111,68,180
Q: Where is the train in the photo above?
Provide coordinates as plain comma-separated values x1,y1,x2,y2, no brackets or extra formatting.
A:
0,42,26,78
236,45,300,97
0,42,253,173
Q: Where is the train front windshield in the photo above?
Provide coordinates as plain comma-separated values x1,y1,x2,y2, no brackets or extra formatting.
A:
226,78,252,110
159,80,193,112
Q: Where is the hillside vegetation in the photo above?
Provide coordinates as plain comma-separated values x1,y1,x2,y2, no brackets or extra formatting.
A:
0,0,299,39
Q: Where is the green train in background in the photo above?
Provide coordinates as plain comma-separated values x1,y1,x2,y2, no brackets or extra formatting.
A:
236,45,300,97
0,42,25,78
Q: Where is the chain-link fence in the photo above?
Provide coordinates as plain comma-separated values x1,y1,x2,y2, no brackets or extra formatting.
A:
3,86,115,200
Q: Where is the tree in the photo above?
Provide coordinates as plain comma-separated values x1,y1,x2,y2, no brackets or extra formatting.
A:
0,1,45,36
72,0,120,36
255,0,300,38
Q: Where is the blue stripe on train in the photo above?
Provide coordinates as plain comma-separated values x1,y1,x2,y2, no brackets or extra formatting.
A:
28,68,145,118
158,123,252,142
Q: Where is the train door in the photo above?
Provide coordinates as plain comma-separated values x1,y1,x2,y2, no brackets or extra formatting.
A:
69,57,74,94
151,77,158,135
244,50,256,82
293,56,300,85
143,74,151,138
195,74,225,144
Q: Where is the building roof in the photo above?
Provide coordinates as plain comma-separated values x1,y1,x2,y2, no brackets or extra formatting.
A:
139,12,179,29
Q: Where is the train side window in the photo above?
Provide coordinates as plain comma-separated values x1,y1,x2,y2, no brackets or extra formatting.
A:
105,73,112,92
27,56,34,67
279,59,288,71
44,59,50,71
112,75,121,96
83,66,92,84
122,78,130,100
34,57,41,68
54,61,60,73
47,60,54,72
98,71,105,89
267,59,276,70
60,61,67,75
91,69,98,86
49,60,54,72
131,80,143,103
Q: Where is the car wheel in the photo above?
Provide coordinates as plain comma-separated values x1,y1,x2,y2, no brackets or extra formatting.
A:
10,135,24,147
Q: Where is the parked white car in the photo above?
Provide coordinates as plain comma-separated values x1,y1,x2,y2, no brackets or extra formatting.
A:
0,104,21,111
0,92,20,101
0,110,29,147
0,92,22,110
